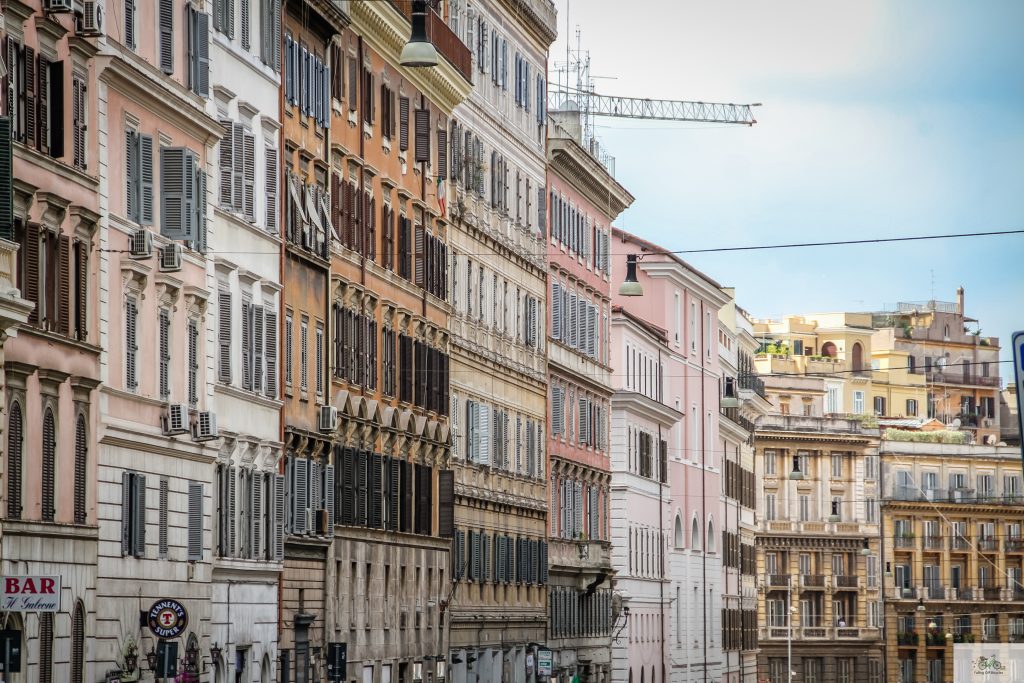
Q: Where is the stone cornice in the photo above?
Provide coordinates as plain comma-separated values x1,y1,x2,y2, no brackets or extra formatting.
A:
548,136,633,220
494,0,558,48
350,0,472,114
611,390,682,426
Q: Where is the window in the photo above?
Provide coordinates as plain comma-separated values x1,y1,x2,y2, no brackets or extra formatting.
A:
674,292,681,344
74,413,88,524
158,307,171,400
124,0,137,49
705,310,712,356
837,658,854,683
299,316,309,391
866,497,877,523
39,611,53,683
125,130,154,224
315,321,324,395
764,494,776,521
71,601,85,683
826,386,840,414
906,398,918,416
158,477,169,558
873,395,885,416
6,401,23,519
41,407,56,522
160,147,207,246
864,455,879,479
188,5,211,97
121,471,146,557
260,0,282,69
213,0,235,38
853,391,864,414
831,452,843,478
799,495,810,521
690,302,696,352
218,121,258,221
764,449,776,475
284,310,293,387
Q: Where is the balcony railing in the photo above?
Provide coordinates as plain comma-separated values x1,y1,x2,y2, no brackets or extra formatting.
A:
738,373,766,399
388,0,473,81
923,536,944,550
835,575,859,589
982,586,1002,601
895,536,916,549
801,574,826,588
1013,589,1024,602
802,627,828,639
978,538,999,552
836,628,861,638
1006,537,1024,552
897,632,919,646
950,536,970,551
924,586,946,600
768,574,792,588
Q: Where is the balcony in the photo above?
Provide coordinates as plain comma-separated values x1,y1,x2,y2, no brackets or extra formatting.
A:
1006,537,1024,552
895,535,916,549
897,632,919,647
800,574,826,589
923,586,947,600
768,574,792,588
387,0,472,82
950,536,970,552
982,586,1002,601
802,627,828,639
978,538,999,552
910,368,1001,388
738,373,766,399
0,239,32,331
834,575,859,589
836,627,861,639
1013,589,1024,602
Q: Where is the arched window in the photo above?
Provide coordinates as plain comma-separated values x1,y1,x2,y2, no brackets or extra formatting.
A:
71,601,85,683
821,341,837,358
707,520,716,553
42,407,56,522
39,612,54,683
691,517,701,550
651,666,656,683
7,401,23,519
640,667,645,683
674,514,684,548
851,342,864,372
629,669,634,683
74,414,88,524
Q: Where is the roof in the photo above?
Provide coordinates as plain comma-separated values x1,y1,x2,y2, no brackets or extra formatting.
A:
612,227,725,290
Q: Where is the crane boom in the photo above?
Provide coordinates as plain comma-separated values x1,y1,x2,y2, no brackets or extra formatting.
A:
548,88,759,125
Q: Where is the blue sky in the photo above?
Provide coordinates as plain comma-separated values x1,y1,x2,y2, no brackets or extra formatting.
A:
549,0,1024,379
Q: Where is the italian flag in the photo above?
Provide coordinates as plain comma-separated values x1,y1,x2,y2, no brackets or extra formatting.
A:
437,176,447,217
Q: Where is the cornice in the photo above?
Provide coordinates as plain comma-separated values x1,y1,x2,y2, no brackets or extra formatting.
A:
756,431,874,445
494,0,558,48
96,49,224,146
547,136,633,220
611,390,682,426
350,0,472,114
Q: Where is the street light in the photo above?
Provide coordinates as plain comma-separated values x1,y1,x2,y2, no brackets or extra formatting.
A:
828,500,840,523
860,539,871,557
788,455,803,481
721,377,739,409
400,0,440,67
618,254,644,297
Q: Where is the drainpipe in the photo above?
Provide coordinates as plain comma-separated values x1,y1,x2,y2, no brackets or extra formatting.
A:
277,3,289,679
658,345,666,679
357,36,367,288
700,304,708,683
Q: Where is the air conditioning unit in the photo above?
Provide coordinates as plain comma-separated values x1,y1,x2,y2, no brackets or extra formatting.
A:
191,411,219,441
78,0,104,36
318,405,338,433
45,0,76,12
315,509,330,535
159,243,183,272
129,229,153,258
161,403,190,436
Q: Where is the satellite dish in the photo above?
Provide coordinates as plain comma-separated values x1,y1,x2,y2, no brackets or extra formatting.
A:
951,418,962,430
611,593,623,621
936,357,947,369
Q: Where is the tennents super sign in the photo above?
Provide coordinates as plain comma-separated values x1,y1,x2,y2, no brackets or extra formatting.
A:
2,576,61,611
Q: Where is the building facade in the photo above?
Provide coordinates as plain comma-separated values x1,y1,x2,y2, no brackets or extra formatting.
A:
754,410,884,683
611,229,731,683
717,295,767,683
207,0,286,679
879,439,1024,683
608,306,676,683
441,1,555,681
545,110,631,683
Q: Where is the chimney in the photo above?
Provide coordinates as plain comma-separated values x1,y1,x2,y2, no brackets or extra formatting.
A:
956,286,964,315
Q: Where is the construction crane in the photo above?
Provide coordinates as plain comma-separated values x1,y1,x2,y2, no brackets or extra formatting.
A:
548,87,759,126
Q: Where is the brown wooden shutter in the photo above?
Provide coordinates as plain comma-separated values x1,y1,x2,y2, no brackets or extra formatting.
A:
36,53,49,154
24,46,36,148
331,172,341,239
414,109,430,163
6,402,22,518
414,224,425,288
42,408,56,521
398,97,409,151
368,195,376,262
24,222,40,325
58,234,70,335
438,469,454,538
347,53,357,111
0,117,13,241
436,128,448,179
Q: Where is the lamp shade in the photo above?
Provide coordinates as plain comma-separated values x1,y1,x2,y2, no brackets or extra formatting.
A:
788,455,804,480
400,0,440,67
618,254,643,297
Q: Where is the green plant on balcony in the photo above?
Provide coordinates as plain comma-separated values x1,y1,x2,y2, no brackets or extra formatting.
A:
979,338,990,346
964,633,976,643
901,323,913,339
897,632,918,646
758,342,790,356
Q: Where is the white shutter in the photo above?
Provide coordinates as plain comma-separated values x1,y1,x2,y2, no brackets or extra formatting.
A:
251,474,263,558
324,464,335,529
551,282,561,340
273,473,285,559
478,404,490,466
573,481,583,537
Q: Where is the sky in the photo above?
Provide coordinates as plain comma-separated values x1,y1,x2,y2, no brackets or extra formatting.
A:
548,0,1024,379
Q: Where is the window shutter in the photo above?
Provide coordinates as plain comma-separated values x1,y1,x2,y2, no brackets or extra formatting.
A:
540,541,549,583
159,0,174,74
241,298,252,389
138,134,154,225
240,0,251,51
356,450,368,526
125,296,138,390
249,473,262,557
264,309,278,398
218,120,234,206
161,147,196,240
414,223,425,288
438,469,454,537
133,473,147,556
253,304,265,392
41,409,56,521
240,130,256,219
157,477,169,558
369,453,383,528
413,109,430,163
227,467,237,554
273,473,285,559
228,123,245,210
217,289,232,383
324,463,335,530
436,128,448,179
36,54,50,154
398,97,410,151
0,117,11,240
56,234,72,335
264,146,278,232
23,46,36,148
158,308,170,399
293,457,308,534
190,7,211,97
225,0,235,38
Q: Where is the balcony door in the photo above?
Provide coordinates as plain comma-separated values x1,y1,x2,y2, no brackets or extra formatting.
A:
895,564,911,593
951,565,962,590
924,565,940,595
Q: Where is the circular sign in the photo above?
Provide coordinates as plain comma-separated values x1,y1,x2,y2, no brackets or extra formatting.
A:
147,599,188,639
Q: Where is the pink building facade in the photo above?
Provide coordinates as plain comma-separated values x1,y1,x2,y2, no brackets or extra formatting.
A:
610,228,732,683
545,110,633,682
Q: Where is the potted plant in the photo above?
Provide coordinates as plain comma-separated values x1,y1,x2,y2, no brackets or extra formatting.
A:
964,633,976,643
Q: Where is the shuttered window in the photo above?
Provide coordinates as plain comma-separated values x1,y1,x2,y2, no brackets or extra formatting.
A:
414,109,430,163
158,476,169,558
74,413,87,524
125,130,154,224
299,316,309,391
121,471,146,557
217,289,232,383
161,146,204,241
188,318,199,406
265,307,278,398
158,308,171,400
260,0,281,69
124,0,137,50
188,5,211,97
41,407,56,521
188,481,203,560
6,402,22,519
265,145,278,232
159,0,174,73
71,601,84,683
39,611,53,683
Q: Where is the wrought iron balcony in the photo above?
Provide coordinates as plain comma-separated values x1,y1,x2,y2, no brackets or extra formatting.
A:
978,538,999,552
1006,537,1024,552
982,586,1002,601
738,373,766,398
800,574,826,588
924,586,946,600
923,536,944,550
895,535,916,549
768,574,792,588
834,575,859,589
950,536,970,551
897,632,919,646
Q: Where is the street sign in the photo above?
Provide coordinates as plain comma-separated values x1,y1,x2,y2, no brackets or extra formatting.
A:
147,599,188,639
1013,330,1024,470
1,576,60,612
537,649,553,678
326,642,347,682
